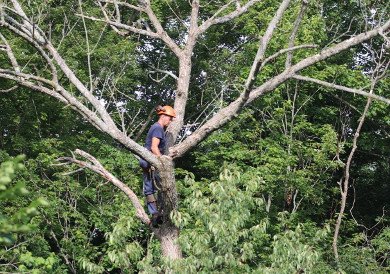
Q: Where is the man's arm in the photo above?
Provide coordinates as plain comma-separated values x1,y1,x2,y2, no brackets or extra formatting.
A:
151,137,162,157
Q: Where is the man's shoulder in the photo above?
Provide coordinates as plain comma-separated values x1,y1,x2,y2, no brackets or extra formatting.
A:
150,122,163,130
149,123,164,137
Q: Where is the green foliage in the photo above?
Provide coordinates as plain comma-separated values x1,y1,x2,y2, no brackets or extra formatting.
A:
0,155,55,273
104,209,145,271
18,251,60,274
152,166,267,272
136,166,349,273
192,97,342,218
338,245,387,274
371,228,390,270
0,155,47,245
264,222,329,274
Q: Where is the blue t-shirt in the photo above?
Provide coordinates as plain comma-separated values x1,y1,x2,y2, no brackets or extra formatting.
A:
145,123,166,155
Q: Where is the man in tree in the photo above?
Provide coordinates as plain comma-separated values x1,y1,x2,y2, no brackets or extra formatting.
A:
1,0,389,262
139,105,176,227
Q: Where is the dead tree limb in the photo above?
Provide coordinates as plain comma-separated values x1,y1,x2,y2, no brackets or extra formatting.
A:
332,53,389,263
58,149,150,225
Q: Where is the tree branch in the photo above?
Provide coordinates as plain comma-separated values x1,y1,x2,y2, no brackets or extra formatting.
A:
247,19,390,103
0,32,20,72
332,55,389,263
170,0,292,157
164,1,201,147
78,0,93,91
245,0,292,91
285,0,309,68
261,44,317,69
78,13,159,38
332,83,373,264
98,0,145,12
0,75,47,98
294,75,390,105
199,0,262,34
0,71,112,132
58,149,150,225
1,19,58,83
140,0,182,57
148,68,178,81
5,1,118,129
3,2,164,167
0,85,18,93
170,19,390,158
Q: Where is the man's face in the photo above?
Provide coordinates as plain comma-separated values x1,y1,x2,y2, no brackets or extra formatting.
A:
163,115,174,126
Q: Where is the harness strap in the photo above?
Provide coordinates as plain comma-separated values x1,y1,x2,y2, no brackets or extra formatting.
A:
149,168,161,191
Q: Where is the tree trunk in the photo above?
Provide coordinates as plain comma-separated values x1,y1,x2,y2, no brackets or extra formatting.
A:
157,226,182,259
155,156,182,259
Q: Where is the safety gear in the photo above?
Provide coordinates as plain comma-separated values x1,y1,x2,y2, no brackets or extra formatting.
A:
145,194,159,216
146,194,156,203
156,105,176,118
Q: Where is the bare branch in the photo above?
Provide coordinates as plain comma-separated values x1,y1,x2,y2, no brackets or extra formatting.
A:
332,52,388,262
248,19,390,103
294,75,390,105
78,0,93,91
245,0,293,91
332,82,374,264
140,1,182,57
0,71,66,102
8,0,47,44
0,85,18,93
133,107,154,141
0,68,57,88
1,19,58,83
0,32,20,72
379,29,390,45
170,19,390,158
285,0,309,68
96,1,125,35
4,1,117,129
0,22,160,167
170,0,292,156
58,149,150,225
187,0,200,49
261,44,317,70
165,0,200,147
0,70,111,132
148,68,178,81
98,0,145,12
77,13,159,39
199,0,262,34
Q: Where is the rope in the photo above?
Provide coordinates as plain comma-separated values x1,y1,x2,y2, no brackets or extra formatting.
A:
149,168,161,191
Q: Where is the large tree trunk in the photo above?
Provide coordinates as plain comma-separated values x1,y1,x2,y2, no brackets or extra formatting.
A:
157,226,182,259
155,156,182,259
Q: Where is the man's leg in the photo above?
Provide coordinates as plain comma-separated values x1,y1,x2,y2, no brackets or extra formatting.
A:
143,170,159,215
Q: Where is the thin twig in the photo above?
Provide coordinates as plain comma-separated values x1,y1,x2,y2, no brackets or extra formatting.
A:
294,75,390,105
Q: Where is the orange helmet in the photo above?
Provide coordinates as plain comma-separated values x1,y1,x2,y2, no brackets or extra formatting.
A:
156,105,176,118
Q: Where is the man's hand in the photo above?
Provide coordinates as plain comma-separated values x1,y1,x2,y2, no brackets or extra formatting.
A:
168,148,179,158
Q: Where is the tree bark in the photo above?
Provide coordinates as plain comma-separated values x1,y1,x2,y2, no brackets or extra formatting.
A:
155,156,182,259
157,226,182,259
